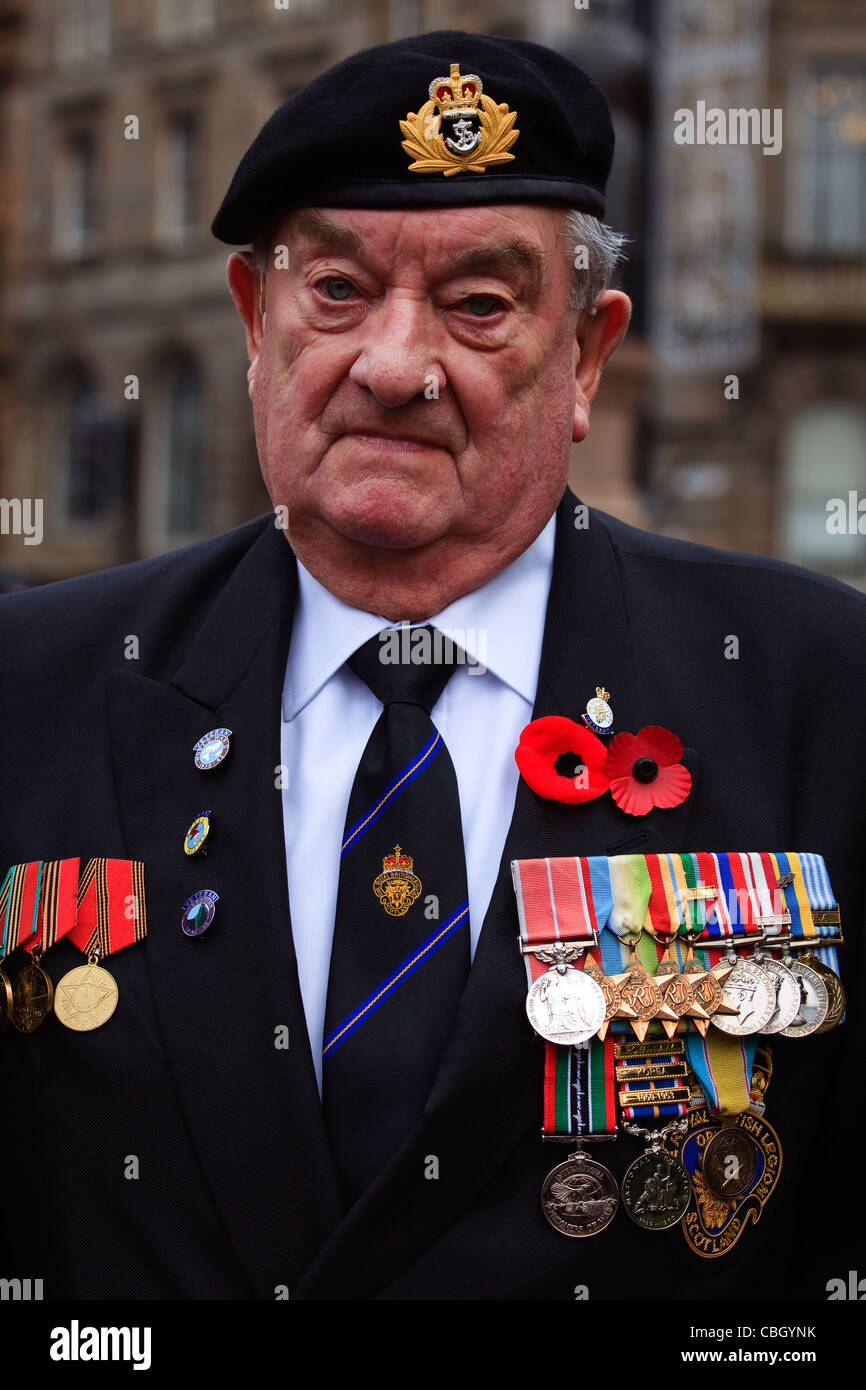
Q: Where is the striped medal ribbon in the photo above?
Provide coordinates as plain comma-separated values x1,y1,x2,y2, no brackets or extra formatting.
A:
511,855,612,1047
10,858,80,1034
55,858,147,1034
0,862,44,1034
768,851,843,1037
538,1034,620,1238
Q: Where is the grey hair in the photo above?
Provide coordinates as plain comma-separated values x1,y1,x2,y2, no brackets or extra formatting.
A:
249,208,629,312
249,231,271,274
564,209,629,313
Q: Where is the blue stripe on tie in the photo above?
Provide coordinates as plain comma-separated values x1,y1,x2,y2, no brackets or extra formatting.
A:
340,730,442,858
323,900,470,1057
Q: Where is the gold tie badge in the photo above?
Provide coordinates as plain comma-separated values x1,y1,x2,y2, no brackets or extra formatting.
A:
400,63,519,177
373,845,423,917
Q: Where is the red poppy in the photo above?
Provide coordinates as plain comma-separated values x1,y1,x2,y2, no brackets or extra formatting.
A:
604,725,691,816
515,716,610,804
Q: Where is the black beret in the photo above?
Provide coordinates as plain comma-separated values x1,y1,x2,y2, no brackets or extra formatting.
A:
211,29,614,244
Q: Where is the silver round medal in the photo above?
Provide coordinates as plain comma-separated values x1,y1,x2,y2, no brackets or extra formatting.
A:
526,967,606,1046
710,957,776,1036
758,957,802,1034
779,959,830,1038
540,1154,619,1237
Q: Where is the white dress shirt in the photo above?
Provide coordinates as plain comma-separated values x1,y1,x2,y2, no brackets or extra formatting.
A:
281,515,556,1091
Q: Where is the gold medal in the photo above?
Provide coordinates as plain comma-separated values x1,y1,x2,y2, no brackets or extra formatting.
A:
0,965,12,1035
11,951,54,1034
800,950,846,1033
54,955,119,1032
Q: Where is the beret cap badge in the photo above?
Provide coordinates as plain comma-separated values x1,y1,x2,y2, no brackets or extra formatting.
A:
400,62,519,177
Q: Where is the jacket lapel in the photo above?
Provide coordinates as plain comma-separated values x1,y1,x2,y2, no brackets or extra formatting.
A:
293,490,701,1298
106,523,343,1297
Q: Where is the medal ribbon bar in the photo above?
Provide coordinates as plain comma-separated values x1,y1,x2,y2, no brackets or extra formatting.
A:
1,861,44,956
512,855,611,987
70,858,148,957
542,1036,617,1140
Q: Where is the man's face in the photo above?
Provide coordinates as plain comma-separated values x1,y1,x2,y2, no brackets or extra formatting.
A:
228,202,629,616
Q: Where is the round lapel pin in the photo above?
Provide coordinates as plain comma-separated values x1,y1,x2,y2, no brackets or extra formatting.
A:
183,811,212,857
181,889,219,938
193,729,232,771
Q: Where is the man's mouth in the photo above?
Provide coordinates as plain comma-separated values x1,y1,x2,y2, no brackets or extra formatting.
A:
343,432,444,453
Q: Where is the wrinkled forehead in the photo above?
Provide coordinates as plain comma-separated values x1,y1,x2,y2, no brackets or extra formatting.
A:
271,202,568,288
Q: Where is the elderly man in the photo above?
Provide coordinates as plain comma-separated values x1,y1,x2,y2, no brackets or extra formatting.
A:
0,31,862,1303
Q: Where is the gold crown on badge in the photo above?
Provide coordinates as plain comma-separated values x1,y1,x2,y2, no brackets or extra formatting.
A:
400,62,519,177
373,844,423,918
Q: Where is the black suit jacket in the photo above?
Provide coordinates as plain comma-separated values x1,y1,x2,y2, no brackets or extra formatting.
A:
1,488,864,1300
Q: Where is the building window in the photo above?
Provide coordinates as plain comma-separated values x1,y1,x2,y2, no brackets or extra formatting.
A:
57,368,120,524
156,0,216,43
54,130,99,258
788,66,866,254
157,112,203,243
779,401,866,576
55,0,112,67
162,355,204,538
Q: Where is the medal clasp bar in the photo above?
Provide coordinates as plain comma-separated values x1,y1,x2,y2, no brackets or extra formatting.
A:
518,935,597,959
542,1130,617,1145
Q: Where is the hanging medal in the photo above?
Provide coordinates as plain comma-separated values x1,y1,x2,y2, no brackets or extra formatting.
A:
11,858,81,1033
583,951,636,1041
606,854,674,1041
11,860,49,1033
54,859,147,1032
662,1045,784,1259
539,1036,620,1237
693,853,776,1035
671,857,737,1029
621,1123,691,1230
744,852,801,1034
1,865,40,1033
511,855,610,1046
769,852,841,1037
804,951,846,1034
1,862,47,1034
643,854,719,1038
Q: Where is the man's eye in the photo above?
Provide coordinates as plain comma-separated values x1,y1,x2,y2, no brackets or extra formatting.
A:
462,294,505,318
319,277,357,301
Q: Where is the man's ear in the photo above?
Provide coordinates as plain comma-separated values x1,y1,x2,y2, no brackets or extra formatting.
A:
572,290,632,444
227,252,265,391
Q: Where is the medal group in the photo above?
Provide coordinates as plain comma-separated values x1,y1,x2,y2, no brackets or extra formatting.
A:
0,729,234,1037
0,857,146,1036
512,849,845,1257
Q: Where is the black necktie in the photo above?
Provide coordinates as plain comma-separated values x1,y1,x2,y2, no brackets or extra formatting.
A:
322,625,471,1204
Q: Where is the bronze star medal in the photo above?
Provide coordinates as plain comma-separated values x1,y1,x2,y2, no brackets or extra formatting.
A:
618,937,679,1043
583,954,637,1041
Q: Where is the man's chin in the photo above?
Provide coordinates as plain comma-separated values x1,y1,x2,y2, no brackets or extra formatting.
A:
317,482,452,551
328,511,442,551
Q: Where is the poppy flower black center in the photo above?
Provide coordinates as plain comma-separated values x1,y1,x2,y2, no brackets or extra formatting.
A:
632,756,658,783
554,750,587,778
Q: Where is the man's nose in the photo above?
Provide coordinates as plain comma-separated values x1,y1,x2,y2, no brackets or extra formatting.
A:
348,295,442,408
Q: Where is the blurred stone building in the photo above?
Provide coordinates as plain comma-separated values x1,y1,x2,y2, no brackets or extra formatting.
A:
0,0,864,587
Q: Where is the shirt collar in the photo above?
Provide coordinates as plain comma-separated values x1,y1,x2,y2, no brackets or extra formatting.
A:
282,513,556,721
